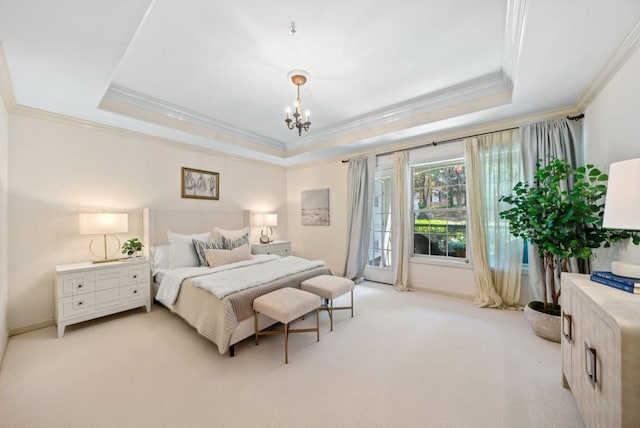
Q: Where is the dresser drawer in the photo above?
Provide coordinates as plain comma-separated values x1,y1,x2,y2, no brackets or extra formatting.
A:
122,284,148,304
58,272,96,297
120,265,148,285
58,294,96,320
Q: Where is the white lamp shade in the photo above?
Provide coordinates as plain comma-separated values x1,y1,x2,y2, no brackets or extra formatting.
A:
264,214,278,227
603,158,640,230
79,213,128,235
253,213,277,227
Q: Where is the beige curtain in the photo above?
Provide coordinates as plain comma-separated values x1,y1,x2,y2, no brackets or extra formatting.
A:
466,129,523,309
393,151,411,291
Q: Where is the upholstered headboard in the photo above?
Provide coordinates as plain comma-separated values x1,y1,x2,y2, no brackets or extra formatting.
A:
142,208,250,253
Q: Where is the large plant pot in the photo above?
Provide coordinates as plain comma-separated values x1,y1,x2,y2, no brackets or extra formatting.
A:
524,302,561,343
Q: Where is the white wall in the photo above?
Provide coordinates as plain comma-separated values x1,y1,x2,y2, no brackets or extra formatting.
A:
585,44,640,270
0,78,8,362
7,114,287,331
286,161,348,275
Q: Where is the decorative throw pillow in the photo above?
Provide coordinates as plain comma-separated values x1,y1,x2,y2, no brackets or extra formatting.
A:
204,245,252,267
214,227,249,242
192,239,224,266
222,233,249,250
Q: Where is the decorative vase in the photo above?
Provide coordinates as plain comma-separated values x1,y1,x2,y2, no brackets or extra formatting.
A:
524,303,561,343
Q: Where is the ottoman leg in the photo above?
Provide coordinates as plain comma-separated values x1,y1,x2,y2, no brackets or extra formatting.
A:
284,322,289,364
330,298,334,331
316,308,320,341
254,310,259,345
351,290,354,318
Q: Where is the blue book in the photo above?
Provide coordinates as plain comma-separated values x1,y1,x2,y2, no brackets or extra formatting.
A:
590,274,639,294
591,271,640,288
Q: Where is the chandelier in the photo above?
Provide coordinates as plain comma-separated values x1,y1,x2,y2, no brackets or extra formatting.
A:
285,70,311,136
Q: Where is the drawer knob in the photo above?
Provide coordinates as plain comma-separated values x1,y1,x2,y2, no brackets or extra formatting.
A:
76,300,84,307
132,274,138,279
133,289,138,294
76,283,84,289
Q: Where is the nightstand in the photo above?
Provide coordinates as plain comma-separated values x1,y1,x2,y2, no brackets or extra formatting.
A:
55,258,151,338
251,240,291,257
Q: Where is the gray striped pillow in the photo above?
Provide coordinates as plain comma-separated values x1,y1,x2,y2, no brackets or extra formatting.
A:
222,233,249,250
192,239,224,266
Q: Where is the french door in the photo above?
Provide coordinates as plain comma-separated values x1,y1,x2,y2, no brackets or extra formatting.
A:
364,163,395,284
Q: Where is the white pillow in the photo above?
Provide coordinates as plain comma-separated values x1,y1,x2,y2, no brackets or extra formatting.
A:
150,244,171,273
167,230,211,243
170,242,200,268
204,245,252,267
214,227,249,242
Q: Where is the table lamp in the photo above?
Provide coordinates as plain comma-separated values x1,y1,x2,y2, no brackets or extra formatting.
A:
79,212,128,263
254,213,278,243
602,158,640,278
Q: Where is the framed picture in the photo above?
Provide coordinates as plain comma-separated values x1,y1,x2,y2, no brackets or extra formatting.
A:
301,188,330,225
181,167,219,200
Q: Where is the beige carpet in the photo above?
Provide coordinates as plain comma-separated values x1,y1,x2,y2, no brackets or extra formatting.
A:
0,282,584,428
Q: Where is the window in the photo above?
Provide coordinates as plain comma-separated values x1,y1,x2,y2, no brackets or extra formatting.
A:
412,159,467,260
367,171,393,268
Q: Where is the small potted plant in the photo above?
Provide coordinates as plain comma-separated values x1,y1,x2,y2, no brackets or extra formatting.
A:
122,238,144,258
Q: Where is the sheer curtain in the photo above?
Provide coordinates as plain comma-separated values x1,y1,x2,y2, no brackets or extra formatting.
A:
393,151,411,291
343,156,375,281
521,118,583,301
466,129,523,309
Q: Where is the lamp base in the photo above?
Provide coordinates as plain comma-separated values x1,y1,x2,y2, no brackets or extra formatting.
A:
611,261,640,279
92,258,120,264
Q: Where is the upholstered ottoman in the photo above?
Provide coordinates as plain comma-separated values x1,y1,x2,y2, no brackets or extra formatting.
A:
253,287,321,364
301,275,354,331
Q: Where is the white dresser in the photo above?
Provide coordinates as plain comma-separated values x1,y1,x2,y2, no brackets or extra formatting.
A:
251,240,291,257
561,273,640,428
55,258,151,338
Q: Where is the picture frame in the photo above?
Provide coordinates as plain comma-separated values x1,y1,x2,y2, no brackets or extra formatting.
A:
181,167,219,200
301,188,330,225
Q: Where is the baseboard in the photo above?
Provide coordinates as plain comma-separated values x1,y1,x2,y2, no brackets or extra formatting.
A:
9,319,54,336
409,285,474,301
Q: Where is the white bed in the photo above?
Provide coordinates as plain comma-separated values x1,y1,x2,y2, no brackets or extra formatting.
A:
142,208,331,356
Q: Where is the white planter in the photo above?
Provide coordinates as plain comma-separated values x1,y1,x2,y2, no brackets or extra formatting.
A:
524,303,561,343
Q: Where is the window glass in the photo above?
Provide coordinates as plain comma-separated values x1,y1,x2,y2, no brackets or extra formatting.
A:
412,159,467,260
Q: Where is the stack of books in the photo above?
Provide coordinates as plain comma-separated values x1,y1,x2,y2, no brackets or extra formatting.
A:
590,271,640,294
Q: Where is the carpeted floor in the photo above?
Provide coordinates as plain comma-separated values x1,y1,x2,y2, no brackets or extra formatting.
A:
0,281,584,428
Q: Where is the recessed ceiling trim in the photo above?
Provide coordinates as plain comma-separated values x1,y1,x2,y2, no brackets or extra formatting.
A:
287,70,512,152
502,0,528,87
577,19,640,110
102,84,287,152
0,43,17,111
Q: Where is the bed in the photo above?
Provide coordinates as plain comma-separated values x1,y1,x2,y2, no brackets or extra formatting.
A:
142,208,332,356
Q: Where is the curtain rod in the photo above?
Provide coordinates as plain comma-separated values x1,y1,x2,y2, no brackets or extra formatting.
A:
341,114,585,163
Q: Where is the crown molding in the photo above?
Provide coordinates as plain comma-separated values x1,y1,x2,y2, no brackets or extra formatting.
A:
502,0,527,87
286,70,512,154
9,104,287,169
102,84,286,153
285,105,578,170
0,43,17,111
577,19,640,110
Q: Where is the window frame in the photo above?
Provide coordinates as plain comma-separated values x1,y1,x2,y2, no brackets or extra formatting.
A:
411,156,469,265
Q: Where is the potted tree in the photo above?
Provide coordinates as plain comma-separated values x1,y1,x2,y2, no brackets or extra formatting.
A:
499,158,639,342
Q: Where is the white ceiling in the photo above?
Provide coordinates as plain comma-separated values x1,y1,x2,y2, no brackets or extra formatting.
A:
1,0,640,166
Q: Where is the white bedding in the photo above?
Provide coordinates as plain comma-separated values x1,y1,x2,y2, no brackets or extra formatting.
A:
155,255,326,306
156,255,279,306
193,256,326,299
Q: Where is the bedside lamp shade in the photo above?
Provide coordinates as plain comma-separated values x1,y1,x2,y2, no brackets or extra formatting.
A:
79,213,128,235
264,214,278,227
603,158,640,278
79,213,128,263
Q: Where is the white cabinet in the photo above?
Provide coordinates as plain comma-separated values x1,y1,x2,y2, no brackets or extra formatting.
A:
251,240,291,257
561,273,640,428
55,259,151,338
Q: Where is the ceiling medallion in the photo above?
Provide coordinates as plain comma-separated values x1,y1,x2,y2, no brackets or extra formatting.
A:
285,69,311,136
